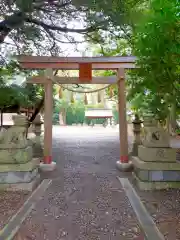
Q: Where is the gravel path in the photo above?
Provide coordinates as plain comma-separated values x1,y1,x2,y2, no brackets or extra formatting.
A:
14,126,143,240
0,191,29,230
134,184,180,240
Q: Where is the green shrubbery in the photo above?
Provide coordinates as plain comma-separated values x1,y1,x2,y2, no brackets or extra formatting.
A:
53,100,118,125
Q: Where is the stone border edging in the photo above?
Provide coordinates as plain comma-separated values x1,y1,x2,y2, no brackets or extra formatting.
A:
118,177,165,240
0,179,52,240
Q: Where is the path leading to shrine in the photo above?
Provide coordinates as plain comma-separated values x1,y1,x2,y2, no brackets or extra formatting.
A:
14,126,145,239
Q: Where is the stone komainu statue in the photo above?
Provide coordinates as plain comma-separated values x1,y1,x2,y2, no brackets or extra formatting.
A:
0,115,32,164
142,120,170,148
0,115,28,148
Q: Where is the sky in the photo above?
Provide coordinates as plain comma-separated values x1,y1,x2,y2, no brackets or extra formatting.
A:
58,20,93,57
60,37,88,57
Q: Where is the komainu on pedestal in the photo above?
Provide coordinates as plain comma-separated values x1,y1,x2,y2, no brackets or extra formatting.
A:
132,117,180,190
0,115,40,191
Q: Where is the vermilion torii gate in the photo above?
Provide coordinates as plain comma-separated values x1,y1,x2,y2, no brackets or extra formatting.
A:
17,55,136,171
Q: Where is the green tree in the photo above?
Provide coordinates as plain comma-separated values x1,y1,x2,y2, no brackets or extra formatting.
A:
89,0,180,128
88,37,131,104
54,98,70,125
131,0,180,124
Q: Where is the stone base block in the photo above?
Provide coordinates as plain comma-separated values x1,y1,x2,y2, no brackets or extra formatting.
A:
143,142,170,148
0,168,38,184
134,167,180,182
133,173,180,190
0,146,33,164
116,161,133,172
39,162,56,172
132,156,180,171
138,145,176,162
0,158,40,173
0,158,40,185
0,174,40,192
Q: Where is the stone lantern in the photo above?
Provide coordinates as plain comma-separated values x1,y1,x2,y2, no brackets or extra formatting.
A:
131,114,143,156
0,114,40,191
132,112,180,190
32,114,43,158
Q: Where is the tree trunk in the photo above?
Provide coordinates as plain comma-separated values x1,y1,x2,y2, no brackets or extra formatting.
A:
166,115,170,133
28,96,44,127
63,108,66,125
0,109,3,128
59,111,63,125
170,101,176,134
59,108,66,125
0,12,25,44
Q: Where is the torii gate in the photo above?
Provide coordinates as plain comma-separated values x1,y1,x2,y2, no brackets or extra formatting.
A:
16,55,136,171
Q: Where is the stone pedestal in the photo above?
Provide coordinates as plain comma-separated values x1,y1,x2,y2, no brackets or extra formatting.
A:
132,117,180,190
0,158,40,191
0,115,40,191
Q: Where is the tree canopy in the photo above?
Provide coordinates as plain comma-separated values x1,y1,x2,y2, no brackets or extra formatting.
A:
0,0,179,128
0,0,130,61
90,0,180,123
0,0,131,118
129,0,180,119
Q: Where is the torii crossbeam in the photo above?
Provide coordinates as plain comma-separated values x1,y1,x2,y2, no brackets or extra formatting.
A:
16,55,137,171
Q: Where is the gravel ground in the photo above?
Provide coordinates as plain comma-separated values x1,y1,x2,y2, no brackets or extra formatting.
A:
14,126,143,240
132,136,180,240
0,191,29,230
134,186,180,240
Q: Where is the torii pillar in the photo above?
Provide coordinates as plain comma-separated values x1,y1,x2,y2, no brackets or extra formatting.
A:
40,69,56,171
116,68,132,171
